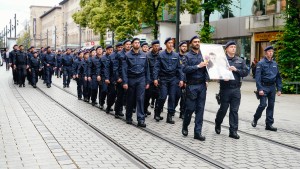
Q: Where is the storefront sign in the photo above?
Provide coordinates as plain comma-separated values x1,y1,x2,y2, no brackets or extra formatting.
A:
254,32,281,42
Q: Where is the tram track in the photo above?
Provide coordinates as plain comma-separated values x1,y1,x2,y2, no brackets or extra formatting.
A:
50,82,300,154
37,83,229,169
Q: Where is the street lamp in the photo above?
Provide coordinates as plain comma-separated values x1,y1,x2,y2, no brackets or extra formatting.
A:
175,0,180,52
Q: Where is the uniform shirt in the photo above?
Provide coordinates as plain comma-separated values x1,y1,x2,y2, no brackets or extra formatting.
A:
9,50,19,64
56,54,62,67
219,54,248,87
116,49,127,80
256,57,282,91
178,52,186,82
14,50,28,67
100,54,110,78
153,49,184,81
122,49,150,85
43,52,56,67
182,50,209,83
61,54,74,67
74,58,85,76
146,50,159,82
88,55,101,77
29,57,41,69
105,51,119,82
27,52,34,60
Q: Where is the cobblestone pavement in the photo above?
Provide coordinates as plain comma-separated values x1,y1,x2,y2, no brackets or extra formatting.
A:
2,64,300,169
50,77,300,169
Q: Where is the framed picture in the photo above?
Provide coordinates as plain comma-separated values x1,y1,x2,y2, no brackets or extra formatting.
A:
200,44,234,80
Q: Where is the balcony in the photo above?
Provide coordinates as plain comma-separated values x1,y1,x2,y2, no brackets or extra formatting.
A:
245,14,285,32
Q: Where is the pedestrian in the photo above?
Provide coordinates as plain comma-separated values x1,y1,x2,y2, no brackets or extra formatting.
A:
181,36,209,141
61,48,74,88
114,39,131,117
73,51,85,100
13,45,28,87
29,51,41,88
4,48,10,71
9,44,19,84
251,58,258,78
144,40,160,118
88,47,102,106
122,38,150,127
105,42,123,117
43,46,56,88
55,50,63,78
175,41,188,119
214,41,249,139
251,46,282,131
153,37,184,124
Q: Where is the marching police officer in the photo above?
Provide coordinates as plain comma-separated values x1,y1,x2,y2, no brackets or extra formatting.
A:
99,46,111,109
114,40,131,116
181,36,209,141
27,46,35,85
73,51,85,100
83,51,91,102
251,46,282,131
43,46,56,88
13,45,28,87
105,42,123,117
55,50,63,78
122,38,150,127
88,47,102,106
61,48,74,88
214,41,248,139
29,51,41,88
175,41,188,119
9,44,19,84
153,37,184,124
144,40,160,117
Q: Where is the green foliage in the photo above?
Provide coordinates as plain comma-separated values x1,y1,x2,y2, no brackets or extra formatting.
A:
275,0,300,94
16,30,30,50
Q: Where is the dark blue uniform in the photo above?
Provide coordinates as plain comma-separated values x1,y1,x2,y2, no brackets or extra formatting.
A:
254,57,282,127
114,49,127,114
99,55,110,108
144,50,159,115
55,54,62,78
29,56,41,87
82,57,91,102
88,55,102,105
175,53,186,118
74,57,85,99
27,52,34,84
14,50,28,86
105,51,119,113
215,55,248,137
43,52,56,87
61,54,74,87
122,49,150,124
9,49,19,84
153,50,184,123
38,52,45,80
182,50,209,137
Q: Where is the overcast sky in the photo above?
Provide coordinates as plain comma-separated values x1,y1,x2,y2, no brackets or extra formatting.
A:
0,0,61,36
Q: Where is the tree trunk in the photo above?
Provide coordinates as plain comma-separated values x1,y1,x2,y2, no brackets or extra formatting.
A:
153,2,159,39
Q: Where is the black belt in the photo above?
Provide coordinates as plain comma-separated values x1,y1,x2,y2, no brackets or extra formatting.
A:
187,79,205,85
221,83,241,89
262,82,275,86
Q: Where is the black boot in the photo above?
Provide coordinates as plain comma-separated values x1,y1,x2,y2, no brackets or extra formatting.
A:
215,123,221,134
251,119,257,127
229,131,240,139
182,126,188,136
194,133,205,141
154,108,161,122
265,125,277,131
166,113,175,124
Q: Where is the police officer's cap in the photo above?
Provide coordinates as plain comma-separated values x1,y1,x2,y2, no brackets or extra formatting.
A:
264,46,274,51
151,40,160,46
225,41,236,49
90,47,95,52
13,44,18,48
116,42,123,47
84,51,89,55
164,37,172,44
189,36,200,43
178,41,187,47
33,51,38,54
131,38,140,44
96,46,102,50
141,42,148,47
46,46,51,49
122,39,131,45
29,46,35,50
106,45,113,49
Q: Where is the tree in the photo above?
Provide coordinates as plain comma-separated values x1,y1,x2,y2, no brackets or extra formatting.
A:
73,0,141,44
275,0,300,94
17,30,30,50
